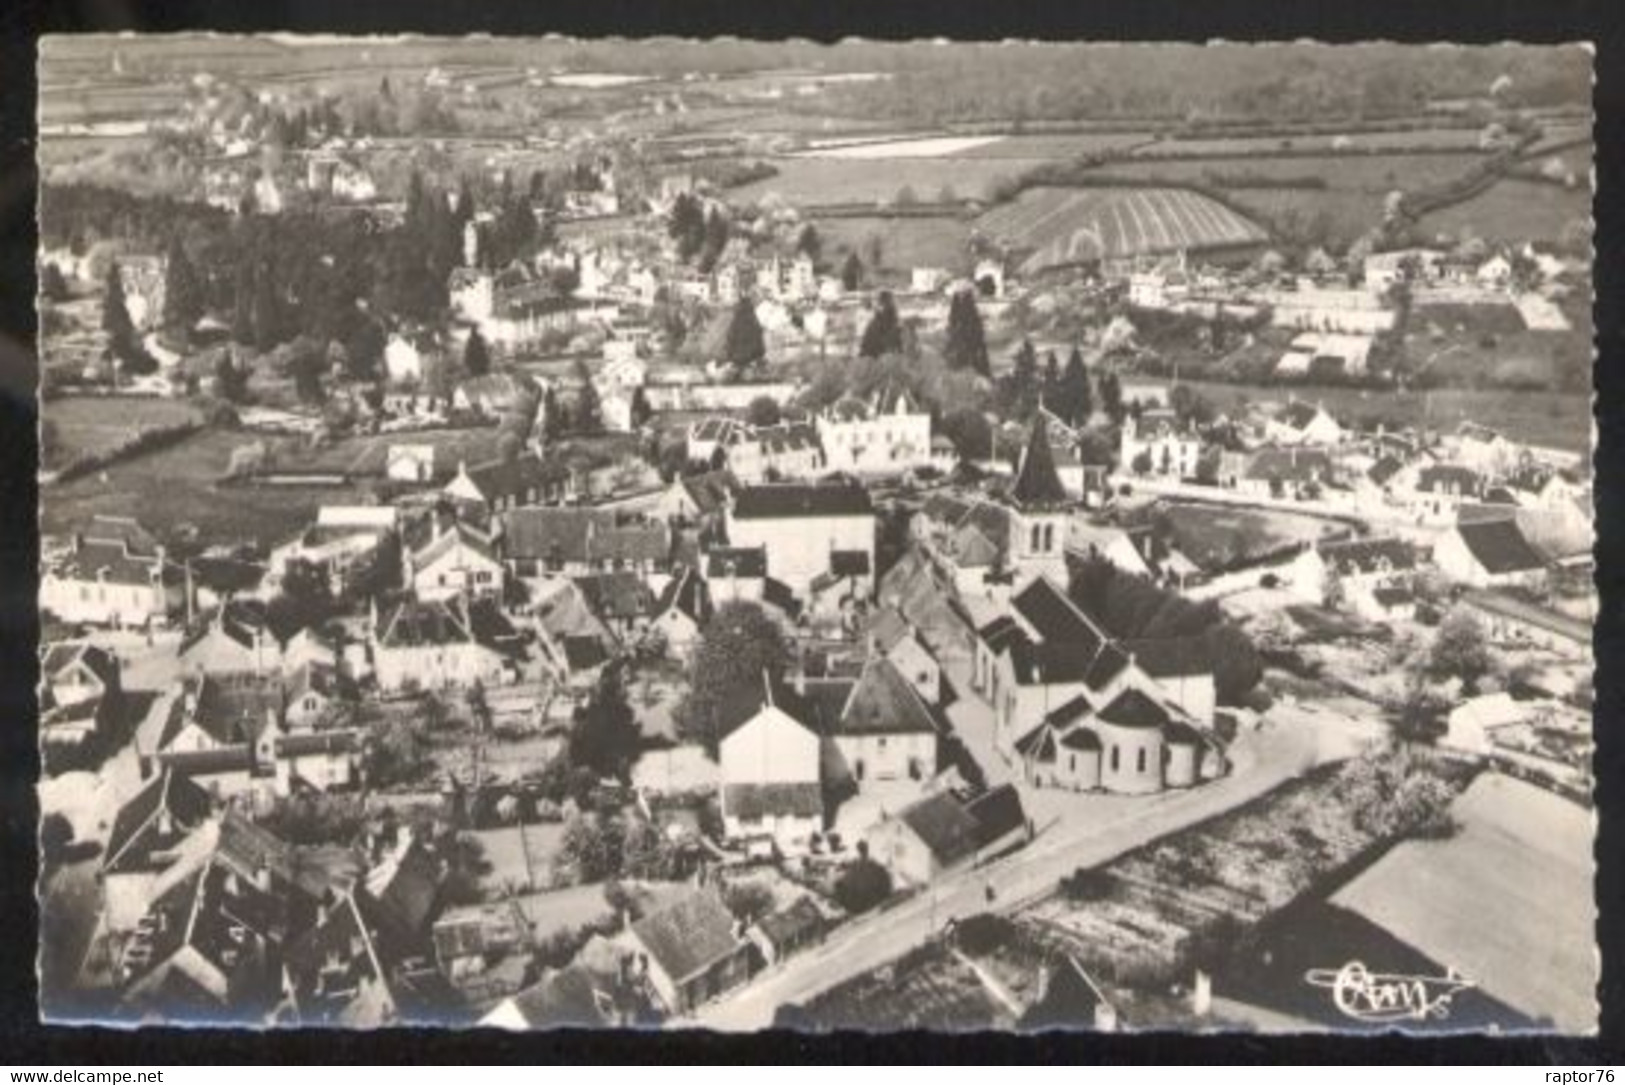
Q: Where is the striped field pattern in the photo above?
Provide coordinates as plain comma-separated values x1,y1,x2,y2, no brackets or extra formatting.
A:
977,186,1269,273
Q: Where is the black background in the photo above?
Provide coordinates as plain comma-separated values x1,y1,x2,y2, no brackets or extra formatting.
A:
0,0,1617,1065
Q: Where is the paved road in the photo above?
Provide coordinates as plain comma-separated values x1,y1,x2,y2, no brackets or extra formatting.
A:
686,708,1365,1031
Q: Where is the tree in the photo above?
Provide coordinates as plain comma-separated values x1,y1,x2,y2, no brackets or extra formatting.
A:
796,223,822,263
834,855,893,914
668,193,706,263
572,358,602,435
858,290,904,360
699,209,731,273
562,813,626,883
101,260,136,356
1042,350,1060,404
1099,369,1126,425
723,881,776,924
840,252,864,292
1005,337,1040,418
745,395,782,428
940,407,992,462
343,316,385,383
675,601,792,754
722,297,766,371
629,386,653,430
1057,346,1092,426
943,289,990,376
214,354,250,403
463,328,492,378
570,662,641,781
542,385,567,443
288,340,327,404
1395,675,1450,748
1429,608,1492,692
161,237,205,342
251,260,281,353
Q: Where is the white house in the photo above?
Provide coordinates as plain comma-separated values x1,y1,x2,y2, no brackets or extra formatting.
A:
1433,519,1548,590
42,516,184,629
386,444,438,484
370,597,521,692
724,482,876,600
827,658,939,786
718,693,824,850
1118,409,1202,478
408,521,505,603
1265,401,1344,447
815,385,935,478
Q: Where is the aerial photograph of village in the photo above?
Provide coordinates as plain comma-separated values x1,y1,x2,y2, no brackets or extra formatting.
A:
33,36,1596,1033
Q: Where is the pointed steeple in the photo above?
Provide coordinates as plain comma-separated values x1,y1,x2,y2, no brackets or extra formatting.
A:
1011,412,1069,510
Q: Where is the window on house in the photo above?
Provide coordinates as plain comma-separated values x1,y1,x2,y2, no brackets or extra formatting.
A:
1031,525,1042,551
1137,748,1147,774
1110,747,1120,772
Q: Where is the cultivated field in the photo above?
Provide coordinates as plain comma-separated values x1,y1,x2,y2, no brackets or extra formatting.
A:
731,156,1047,206
951,132,1157,159
1134,129,1490,157
1165,378,1593,454
1156,503,1344,571
1102,152,1486,191
795,135,1007,159
45,396,201,469
41,427,370,548
1418,178,1593,244
977,186,1268,269
813,215,972,272
799,941,1014,1031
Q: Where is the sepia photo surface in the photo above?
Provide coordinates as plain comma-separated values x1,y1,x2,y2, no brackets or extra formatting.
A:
35,36,1596,1034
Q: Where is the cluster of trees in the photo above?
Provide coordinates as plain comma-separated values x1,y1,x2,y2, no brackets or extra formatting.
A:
674,601,792,755
470,172,559,272
942,289,991,377
996,340,1094,426
1066,553,1263,705
667,193,733,273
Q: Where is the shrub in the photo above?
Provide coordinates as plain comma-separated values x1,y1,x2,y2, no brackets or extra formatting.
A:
834,857,893,915
954,912,1016,956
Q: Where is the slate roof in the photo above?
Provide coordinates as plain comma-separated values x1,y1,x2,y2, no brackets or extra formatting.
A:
42,642,119,689
376,598,472,648
836,658,939,737
1418,464,1482,495
502,967,615,1028
1455,519,1547,575
731,482,873,520
724,781,824,821
897,791,983,868
412,521,499,570
1318,537,1418,576
457,454,572,505
1009,413,1070,510
104,768,214,876
706,546,767,579
656,566,713,625
1276,401,1323,430
1367,456,1405,487
753,897,825,950
1121,638,1214,678
1021,956,1113,1030
965,783,1027,849
679,471,737,517
1011,578,1107,654
1015,722,1059,763
574,571,655,622
1097,688,1172,730
830,550,871,578
502,508,670,567
629,889,744,985
561,634,611,672
50,536,178,587
1462,589,1588,643
1059,727,1102,751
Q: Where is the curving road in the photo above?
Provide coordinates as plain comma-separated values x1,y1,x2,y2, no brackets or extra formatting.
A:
684,702,1373,1031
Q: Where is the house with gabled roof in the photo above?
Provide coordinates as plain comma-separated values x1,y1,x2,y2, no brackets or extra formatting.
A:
1434,518,1548,590
177,600,282,678
1264,400,1344,447
815,382,934,478
501,507,671,579
102,768,216,933
407,520,505,603
864,782,1030,886
1408,463,1484,523
652,565,712,660
974,575,1148,754
371,596,523,692
41,515,185,629
826,657,942,786
718,679,825,850
724,480,875,602
443,454,575,519
623,887,751,1015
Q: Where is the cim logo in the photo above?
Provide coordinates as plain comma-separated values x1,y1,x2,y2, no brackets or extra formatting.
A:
1304,961,1476,1024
